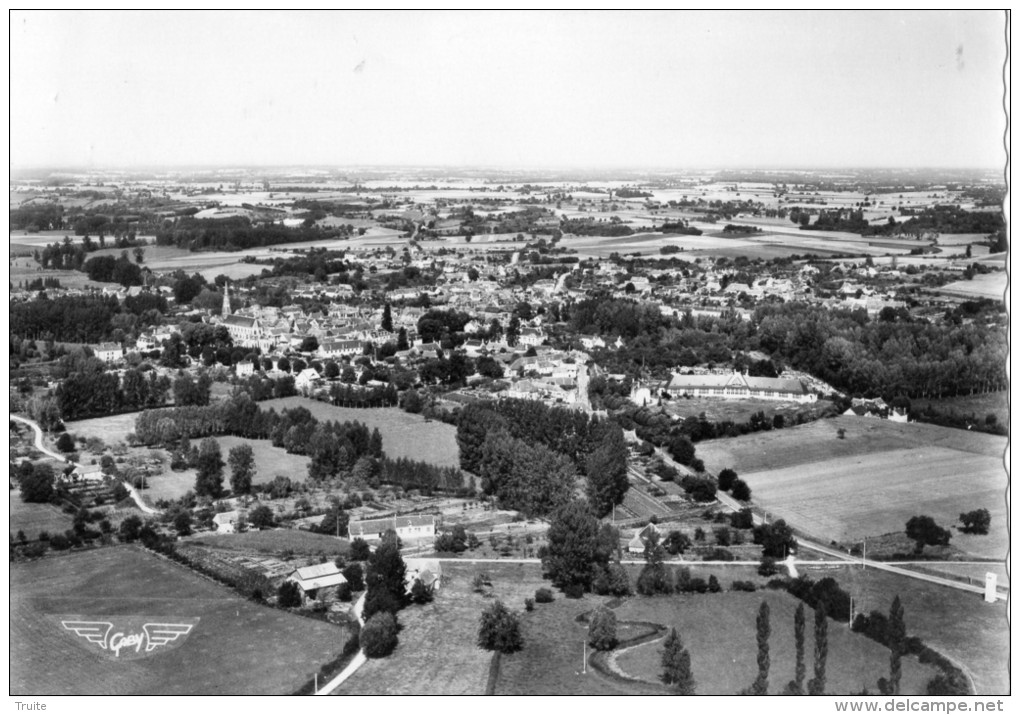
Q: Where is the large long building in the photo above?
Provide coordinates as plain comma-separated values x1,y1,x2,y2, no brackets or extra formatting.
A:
664,371,816,403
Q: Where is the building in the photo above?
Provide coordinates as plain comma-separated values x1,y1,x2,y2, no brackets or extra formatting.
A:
94,342,123,364
212,511,246,534
222,315,264,348
348,514,436,542
286,563,347,600
628,523,661,554
665,371,816,403
403,558,443,594
294,367,321,392
235,360,255,377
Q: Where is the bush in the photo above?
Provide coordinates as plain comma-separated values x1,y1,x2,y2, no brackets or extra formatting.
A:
713,527,731,546
708,575,721,593
277,581,302,608
663,530,691,555
702,547,735,561
758,556,779,577
588,605,618,651
958,509,991,535
363,587,404,619
563,583,584,599
361,612,399,658
524,597,535,612
410,578,434,605
350,537,372,561
730,479,752,501
730,508,754,530
535,587,555,603
478,600,523,653
731,580,757,592
592,562,632,597
717,468,737,491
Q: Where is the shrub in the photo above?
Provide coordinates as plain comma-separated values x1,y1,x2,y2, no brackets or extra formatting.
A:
713,527,731,546
708,575,721,593
410,578,434,605
361,612,399,658
342,563,365,591
730,508,754,530
663,530,691,555
730,479,752,501
277,581,302,608
563,583,584,599
535,587,554,603
478,600,523,653
350,537,372,561
588,605,618,651
703,547,735,561
524,597,535,612
731,580,757,592
363,586,403,619
758,556,779,577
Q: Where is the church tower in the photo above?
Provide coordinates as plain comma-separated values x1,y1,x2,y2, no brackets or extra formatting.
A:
222,282,232,318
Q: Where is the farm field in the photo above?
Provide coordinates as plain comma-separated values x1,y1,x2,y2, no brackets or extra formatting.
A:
914,390,1008,427
142,436,311,503
65,413,140,444
10,496,74,538
11,546,350,695
87,245,271,281
694,417,1007,557
259,398,459,468
185,529,348,557
936,272,1007,300
819,565,1009,695
9,255,116,291
610,590,937,695
338,561,544,695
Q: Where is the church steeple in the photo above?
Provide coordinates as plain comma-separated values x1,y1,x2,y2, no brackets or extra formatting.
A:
222,282,232,317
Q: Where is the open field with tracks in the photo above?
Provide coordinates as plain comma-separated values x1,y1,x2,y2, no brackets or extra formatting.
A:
260,398,459,468
11,546,349,695
694,417,1007,557
611,589,936,695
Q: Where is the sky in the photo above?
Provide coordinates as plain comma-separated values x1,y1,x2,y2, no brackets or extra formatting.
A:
9,10,1008,170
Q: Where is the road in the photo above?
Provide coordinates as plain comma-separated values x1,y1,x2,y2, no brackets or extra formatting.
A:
10,413,159,515
315,591,367,695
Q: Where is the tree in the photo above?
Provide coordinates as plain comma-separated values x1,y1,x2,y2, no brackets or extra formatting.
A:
730,479,752,501
19,464,55,503
249,504,275,530
506,315,521,347
753,519,797,559
807,604,828,695
410,577,434,605
381,303,393,332
194,438,225,498
542,500,611,592
636,531,672,595
959,509,991,535
717,468,737,492
350,537,371,561
888,596,905,695
588,605,618,651
660,627,696,694
227,444,255,495
585,428,629,517
362,611,399,658
364,539,406,618
173,510,193,537
55,432,75,452
342,562,365,591
477,600,523,654
663,530,691,555
905,515,951,554
788,603,807,695
751,601,771,695
277,581,302,608
668,435,696,465
119,514,143,542
318,500,349,537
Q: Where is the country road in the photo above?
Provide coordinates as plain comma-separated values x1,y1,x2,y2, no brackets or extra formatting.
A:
10,413,159,515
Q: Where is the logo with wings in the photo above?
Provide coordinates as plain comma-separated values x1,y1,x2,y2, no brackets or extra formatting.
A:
58,617,199,660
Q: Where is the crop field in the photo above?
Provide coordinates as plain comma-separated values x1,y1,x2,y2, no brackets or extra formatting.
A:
816,565,1009,695
259,398,459,468
937,272,1007,300
694,418,1007,556
87,245,270,281
9,256,114,290
10,546,350,695
610,590,936,695
186,529,348,557
10,498,74,538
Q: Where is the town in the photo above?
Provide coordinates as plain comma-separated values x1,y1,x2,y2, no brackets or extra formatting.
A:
9,166,1008,697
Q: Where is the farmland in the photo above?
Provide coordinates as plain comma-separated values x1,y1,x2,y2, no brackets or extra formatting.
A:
936,272,1007,300
611,589,937,695
10,546,351,695
185,529,348,557
260,398,460,468
65,413,139,445
694,417,1007,557
10,497,74,538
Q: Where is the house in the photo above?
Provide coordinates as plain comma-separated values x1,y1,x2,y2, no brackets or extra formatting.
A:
403,558,443,594
294,367,321,392
94,342,123,364
286,563,347,600
348,514,436,542
578,335,606,350
318,339,363,359
666,371,816,403
518,328,545,347
212,511,245,534
235,360,255,377
628,523,662,554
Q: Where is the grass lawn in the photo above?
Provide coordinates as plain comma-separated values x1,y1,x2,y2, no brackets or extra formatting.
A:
339,561,548,695
260,398,459,468
185,529,348,557
610,589,937,695
11,546,350,695
10,497,73,539
812,565,1009,696
65,413,140,445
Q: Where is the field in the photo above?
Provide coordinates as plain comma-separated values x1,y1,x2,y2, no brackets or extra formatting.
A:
610,589,937,695
259,398,459,468
914,391,1008,427
142,436,311,503
185,529,348,557
338,561,546,695
815,565,1009,695
937,272,1008,300
11,546,351,695
661,396,834,424
694,417,1007,557
65,413,140,445
10,497,73,538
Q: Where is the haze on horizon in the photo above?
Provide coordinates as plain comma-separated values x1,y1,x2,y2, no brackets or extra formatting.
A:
10,10,1007,172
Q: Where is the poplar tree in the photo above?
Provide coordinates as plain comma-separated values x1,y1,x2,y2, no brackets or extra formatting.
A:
807,604,828,695
752,600,771,695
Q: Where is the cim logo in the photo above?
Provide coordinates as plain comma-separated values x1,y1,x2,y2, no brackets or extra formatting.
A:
57,616,199,660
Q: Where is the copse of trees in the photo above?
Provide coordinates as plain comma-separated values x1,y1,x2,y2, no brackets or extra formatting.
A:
905,515,951,554
542,499,615,593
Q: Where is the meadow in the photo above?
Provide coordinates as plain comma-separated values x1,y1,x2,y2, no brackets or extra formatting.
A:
185,529,348,557
10,497,74,539
259,398,460,469
10,546,350,695
914,390,1008,428
610,589,936,695
693,417,1007,558
937,272,1007,300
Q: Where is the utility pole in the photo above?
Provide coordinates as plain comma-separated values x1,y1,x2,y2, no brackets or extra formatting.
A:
582,640,587,674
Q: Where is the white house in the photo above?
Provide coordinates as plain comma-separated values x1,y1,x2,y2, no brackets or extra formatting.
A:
212,511,245,534
286,563,347,600
94,342,123,364
403,558,443,594
294,367,322,392
348,514,436,542
235,360,256,377
518,328,545,347
627,523,662,554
